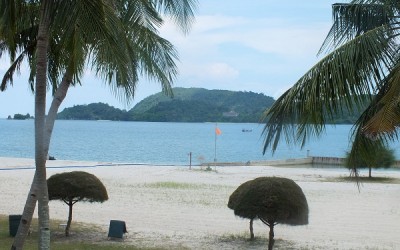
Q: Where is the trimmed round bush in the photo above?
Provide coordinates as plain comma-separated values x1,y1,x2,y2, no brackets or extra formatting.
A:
228,177,308,249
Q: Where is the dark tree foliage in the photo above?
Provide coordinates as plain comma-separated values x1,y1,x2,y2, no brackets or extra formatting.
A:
13,113,33,120
47,171,108,236
127,87,276,122
345,143,395,178
56,87,364,123
228,177,308,250
57,102,129,121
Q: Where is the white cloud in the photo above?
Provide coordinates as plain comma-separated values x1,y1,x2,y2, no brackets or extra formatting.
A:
0,0,339,117
206,62,239,80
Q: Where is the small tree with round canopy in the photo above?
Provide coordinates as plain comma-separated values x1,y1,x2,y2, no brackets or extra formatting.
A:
345,142,395,178
47,171,108,236
228,177,308,250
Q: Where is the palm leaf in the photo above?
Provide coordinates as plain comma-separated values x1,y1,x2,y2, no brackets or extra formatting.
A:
262,26,396,154
319,2,391,54
362,63,400,137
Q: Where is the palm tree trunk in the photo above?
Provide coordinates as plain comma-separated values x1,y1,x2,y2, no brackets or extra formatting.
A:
35,1,53,249
10,66,71,250
11,173,38,250
44,73,72,149
10,75,71,249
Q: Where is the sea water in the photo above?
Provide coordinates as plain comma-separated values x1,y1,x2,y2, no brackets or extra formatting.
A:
1,119,398,165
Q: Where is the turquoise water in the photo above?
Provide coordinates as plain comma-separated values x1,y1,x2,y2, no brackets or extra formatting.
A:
1,119,397,165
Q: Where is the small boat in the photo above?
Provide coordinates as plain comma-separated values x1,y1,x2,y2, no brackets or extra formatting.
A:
242,129,252,132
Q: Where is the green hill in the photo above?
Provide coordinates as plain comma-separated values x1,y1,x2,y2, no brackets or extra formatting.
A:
56,88,366,123
57,88,275,122
128,88,275,122
57,102,129,121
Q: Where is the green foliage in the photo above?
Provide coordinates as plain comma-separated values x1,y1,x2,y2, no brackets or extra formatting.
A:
13,113,33,120
229,177,308,249
228,177,309,226
260,1,400,171
48,171,108,236
142,181,204,189
345,144,395,169
47,171,108,203
129,87,275,123
57,103,129,121
56,88,364,123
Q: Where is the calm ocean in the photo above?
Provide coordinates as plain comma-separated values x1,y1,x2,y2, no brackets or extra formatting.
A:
1,119,399,165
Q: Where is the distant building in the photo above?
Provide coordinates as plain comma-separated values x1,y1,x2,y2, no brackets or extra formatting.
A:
223,111,239,117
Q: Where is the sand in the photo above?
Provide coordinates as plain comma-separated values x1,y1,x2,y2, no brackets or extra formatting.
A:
0,157,399,249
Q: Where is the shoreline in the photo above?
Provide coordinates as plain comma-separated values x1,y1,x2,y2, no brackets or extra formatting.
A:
3,156,400,170
1,157,399,249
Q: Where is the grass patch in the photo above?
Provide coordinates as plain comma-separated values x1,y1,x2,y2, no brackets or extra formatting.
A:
0,215,161,250
328,176,400,184
217,233,299,249
142,181,206,190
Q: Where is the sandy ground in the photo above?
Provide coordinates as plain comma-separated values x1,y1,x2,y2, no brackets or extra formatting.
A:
1,157,399,249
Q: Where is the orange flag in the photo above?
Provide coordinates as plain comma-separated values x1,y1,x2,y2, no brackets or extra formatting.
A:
215,127,222,135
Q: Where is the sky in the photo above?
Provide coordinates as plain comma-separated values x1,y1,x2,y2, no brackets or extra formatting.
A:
0,0,339,118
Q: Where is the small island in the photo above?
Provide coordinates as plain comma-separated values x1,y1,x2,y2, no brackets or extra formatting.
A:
8,113,34,120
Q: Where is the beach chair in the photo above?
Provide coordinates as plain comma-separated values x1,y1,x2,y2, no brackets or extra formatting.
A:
107,220,127,239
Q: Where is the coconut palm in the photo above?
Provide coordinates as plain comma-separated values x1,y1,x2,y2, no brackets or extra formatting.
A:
47,171,109,237
261,1,400,176
228,177,309,250
1,1,197,249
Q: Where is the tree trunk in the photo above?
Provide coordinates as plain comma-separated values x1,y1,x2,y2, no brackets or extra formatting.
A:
11,73,71,249
35,1,53,249
11,173,38,250
249,218,254,240
268,223,275,250
44,73,72,149
11,79,71,248
369,167,372,178
65,201,73,237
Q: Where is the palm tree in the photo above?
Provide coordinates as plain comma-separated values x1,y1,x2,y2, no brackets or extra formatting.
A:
262,1,400,176
1,1,197,249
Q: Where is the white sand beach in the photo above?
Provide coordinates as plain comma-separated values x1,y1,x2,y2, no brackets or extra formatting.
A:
1,157,399,249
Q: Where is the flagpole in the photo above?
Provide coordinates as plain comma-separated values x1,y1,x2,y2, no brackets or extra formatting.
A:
214,123,217,164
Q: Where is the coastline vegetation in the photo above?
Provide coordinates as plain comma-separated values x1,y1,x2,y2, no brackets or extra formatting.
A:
56,87,366,123
330,176,400,184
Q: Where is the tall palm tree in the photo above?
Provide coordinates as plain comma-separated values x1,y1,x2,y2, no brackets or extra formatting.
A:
1,1,197,249
262,0,400,175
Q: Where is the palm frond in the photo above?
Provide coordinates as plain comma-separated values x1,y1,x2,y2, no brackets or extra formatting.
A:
362,63,400,137
0,39,36,91
262,26,396,154
154,0,197,34
319,2,391,54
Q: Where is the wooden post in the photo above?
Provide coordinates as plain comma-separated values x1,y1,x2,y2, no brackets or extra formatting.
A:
189,152,192,170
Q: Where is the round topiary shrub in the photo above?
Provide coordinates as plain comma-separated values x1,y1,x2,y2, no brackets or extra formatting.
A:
228,177,308,250
47,171,108,236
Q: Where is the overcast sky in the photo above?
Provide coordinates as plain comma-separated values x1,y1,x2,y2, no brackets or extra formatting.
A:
0,0,339,118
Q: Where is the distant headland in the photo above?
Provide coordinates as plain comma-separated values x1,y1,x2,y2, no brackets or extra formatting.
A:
9,87,363,123
57,87,275,123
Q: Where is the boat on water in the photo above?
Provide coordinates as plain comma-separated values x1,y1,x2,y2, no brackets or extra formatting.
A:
242,129,252,132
